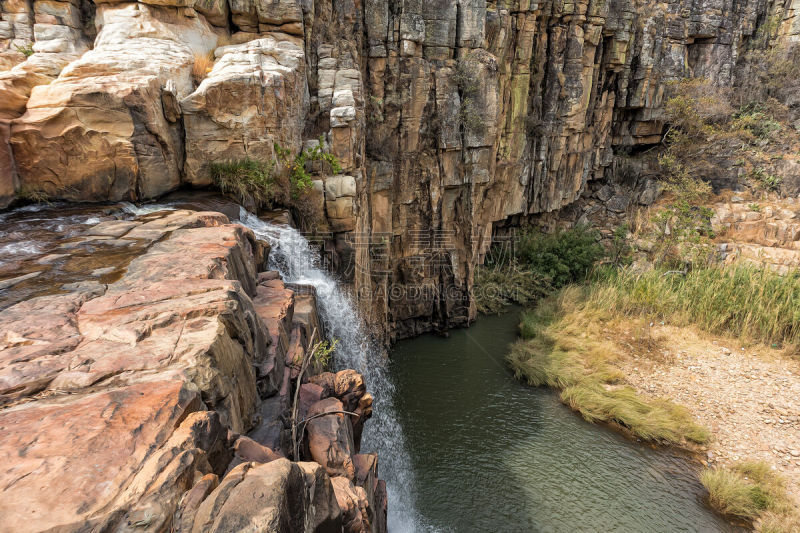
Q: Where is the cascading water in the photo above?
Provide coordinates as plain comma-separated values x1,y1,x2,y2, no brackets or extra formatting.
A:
238,208,422,532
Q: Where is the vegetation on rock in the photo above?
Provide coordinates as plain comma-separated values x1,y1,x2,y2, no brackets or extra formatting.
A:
474,225,604,314
17,185,50,204
191,51,214,85
209,138,340,229
210,158,280,207
14,43,34,57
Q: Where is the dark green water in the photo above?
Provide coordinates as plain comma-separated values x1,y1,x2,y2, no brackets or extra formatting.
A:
390,310,739,533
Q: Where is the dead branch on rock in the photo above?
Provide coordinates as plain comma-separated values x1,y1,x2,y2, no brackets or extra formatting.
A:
290,327,318,461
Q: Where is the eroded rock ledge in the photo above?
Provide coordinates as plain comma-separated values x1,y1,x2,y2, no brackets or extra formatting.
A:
0,209,386,533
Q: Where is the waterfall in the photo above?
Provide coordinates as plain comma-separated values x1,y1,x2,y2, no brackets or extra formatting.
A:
238,208,422,532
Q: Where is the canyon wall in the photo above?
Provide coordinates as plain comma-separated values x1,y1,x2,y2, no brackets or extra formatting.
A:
1,0,799,338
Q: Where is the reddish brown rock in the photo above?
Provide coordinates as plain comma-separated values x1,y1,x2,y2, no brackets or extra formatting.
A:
334,369,367,411
297,462,345,533
190,458,341,533
331,476,367,533
175,473,220,532
0,380,206,532
309,371,336,397
305,396,356,479
0,119,15,208
298,381,325,420
0,213,291,532
233,435,283,464
252,278,295,397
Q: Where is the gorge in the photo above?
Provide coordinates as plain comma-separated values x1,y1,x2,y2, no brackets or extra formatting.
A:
2,0,800,531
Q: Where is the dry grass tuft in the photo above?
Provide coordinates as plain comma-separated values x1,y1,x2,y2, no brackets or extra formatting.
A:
191,51,215,85
588,265,800,350
507,287,710,445
701,461,798,531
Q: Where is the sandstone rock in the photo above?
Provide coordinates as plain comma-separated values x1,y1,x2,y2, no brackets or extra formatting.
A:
305,396,356,479
190,458,340,533
247,394,289,452
0,207,385,531
0,119,15,208
181,36,306,187
297,461,345,532
0,379,207,532
233,434,283,464
252,277,295,398
331,476,367,533
298,381,325,419
10,2,218,202
325,175,357,200
175,473,220,532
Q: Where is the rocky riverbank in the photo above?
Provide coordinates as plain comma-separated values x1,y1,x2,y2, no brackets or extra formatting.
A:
614,322,800,510
0,208,386,532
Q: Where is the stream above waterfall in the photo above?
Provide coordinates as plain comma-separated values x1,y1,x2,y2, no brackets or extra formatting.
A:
389,309,741,532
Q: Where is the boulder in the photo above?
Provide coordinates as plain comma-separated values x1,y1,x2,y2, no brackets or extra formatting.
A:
232,434,283,464
331,476,368,533
190,458,341,532
305,397,356,479
252,277,295,398
297,462,345,532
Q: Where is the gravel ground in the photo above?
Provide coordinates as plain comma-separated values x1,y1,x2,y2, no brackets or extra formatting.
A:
611,322,800,507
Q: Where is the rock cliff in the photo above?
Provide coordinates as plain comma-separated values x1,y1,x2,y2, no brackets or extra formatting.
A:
1,0,798,337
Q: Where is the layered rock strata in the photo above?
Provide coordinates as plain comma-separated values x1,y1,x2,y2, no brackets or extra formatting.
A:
1,0,799,337
0,208,386,533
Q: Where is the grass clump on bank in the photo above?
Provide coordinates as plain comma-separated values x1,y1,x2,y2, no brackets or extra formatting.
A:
474,225,603,314
588,265,800,349
507,287,710,445
701,461,798,532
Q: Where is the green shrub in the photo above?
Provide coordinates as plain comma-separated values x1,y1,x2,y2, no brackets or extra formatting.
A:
275,136,341,198
473,267,551,314
515,225,604,288
751,167,782,191
14,43,34,57
733,106,782,141
650,156,715,266
209,159,280,207
474,225,605,314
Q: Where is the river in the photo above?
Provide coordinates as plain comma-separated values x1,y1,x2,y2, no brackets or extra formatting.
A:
388,309,739,532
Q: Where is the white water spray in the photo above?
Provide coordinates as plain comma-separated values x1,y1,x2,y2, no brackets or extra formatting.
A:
238,208,422,532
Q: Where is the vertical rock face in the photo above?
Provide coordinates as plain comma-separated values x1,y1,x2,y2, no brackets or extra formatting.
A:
181,35,307,186
352,0,798,338
1,0,799,327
